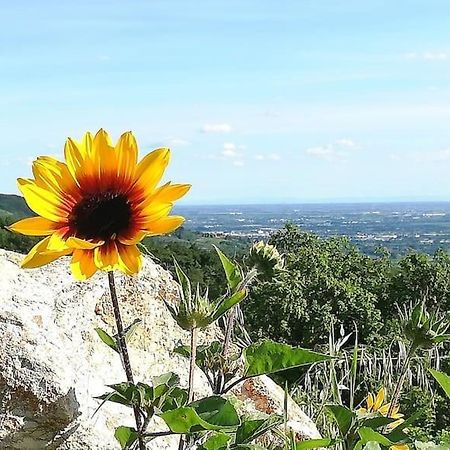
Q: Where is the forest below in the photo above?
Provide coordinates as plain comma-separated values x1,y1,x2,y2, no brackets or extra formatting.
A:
1,194,449,444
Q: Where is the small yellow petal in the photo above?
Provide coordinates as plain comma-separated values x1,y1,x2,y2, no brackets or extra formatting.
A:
66,237,104,249
374,388,385,411
367,393,374,410
118,230,148,245
117,243,143,275
94,241,119,271
7,217,60,236
70,249,98,280
145,215,185,236
46,232,70,252
21,237,71,269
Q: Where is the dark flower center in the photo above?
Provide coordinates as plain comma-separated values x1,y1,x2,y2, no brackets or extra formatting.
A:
69,192,132,240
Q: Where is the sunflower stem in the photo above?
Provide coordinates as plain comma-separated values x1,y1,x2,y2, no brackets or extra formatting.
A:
108,271,146,450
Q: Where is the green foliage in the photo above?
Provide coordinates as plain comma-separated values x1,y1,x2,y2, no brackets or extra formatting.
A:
166,257,248,331
429,369,450,400
243,340,331,377
160,396,240,433
114,426,138,449
244,224,450,352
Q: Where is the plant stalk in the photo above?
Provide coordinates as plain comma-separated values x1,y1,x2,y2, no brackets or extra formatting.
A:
188,327,198,403
386,342,416,420
222,308,236,358
178,327,199,450
108,271,145,450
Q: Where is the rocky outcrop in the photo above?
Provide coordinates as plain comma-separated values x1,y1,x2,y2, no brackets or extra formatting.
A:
0,249,320,449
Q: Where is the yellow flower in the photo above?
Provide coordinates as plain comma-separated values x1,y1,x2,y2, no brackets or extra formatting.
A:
8,129,190,280
390,445,409,450
358,387,405,430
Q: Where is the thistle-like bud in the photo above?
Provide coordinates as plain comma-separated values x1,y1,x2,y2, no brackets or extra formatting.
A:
401,302,450,350
247,240,284,280
165,259,248,331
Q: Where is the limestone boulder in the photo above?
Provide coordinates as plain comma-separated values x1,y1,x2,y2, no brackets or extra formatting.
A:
0,249,320,449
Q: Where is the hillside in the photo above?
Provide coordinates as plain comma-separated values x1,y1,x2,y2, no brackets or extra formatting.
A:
0,193,32,219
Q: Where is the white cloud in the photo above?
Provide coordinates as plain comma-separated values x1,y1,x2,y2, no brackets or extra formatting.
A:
305,138,360,162
255,153,281,161
404,51,449,61
201,123,232,133
167,138,190,147
219,142,245,167
413,149,450,163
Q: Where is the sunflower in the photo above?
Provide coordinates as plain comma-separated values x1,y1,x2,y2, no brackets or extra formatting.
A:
358,388,408,449
8,129,190,280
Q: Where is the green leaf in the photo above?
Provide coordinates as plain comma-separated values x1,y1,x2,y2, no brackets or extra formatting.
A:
191,395,240,427
362,416,397,430
198,432,231,450
235,416,281,444
212,289,247,322
123,319,142,343
94,327,119,353
294,438,335,449
432,334,450,344
326,404,355,436
357,428,393,446
429,369,450,399
174,259,192,300
114,426,138,449
159,396,240,433
214,245,242,291
244,340,331,377
362,443,381,450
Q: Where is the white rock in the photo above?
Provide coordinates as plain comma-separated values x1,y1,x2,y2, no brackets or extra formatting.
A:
0,249,320,449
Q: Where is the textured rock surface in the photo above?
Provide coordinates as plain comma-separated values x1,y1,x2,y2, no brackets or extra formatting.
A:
0,249,320,449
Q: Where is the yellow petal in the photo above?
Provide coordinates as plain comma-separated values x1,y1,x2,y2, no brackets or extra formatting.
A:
70,249,98,280
390,444,409,450
93,129,117,188
115,131,138,184
18,178,69,222
379,403,391,415
21,236,72,269
32,157,79,199
154,182,191,202
145,215,185,236
374,388,385,411
136,202,173,225
118,230,148,245
94,241,119,271
139,182,191,209
367,393,374,410
80,131,94,158
46,232,70,252
134,148,170,195
7,217,60,236
64,137,85,180
66,237,104,249
117,243,143,275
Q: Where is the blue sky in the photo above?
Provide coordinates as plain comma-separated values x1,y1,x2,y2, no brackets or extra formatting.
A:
1,0,450,204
